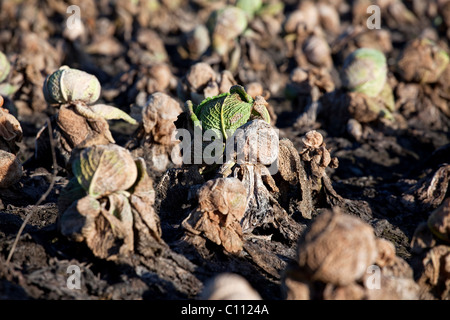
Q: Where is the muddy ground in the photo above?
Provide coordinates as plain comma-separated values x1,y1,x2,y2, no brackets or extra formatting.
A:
0,0,450,300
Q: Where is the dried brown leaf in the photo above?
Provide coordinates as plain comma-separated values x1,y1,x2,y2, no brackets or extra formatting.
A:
182,178,247,253
0,108,23,154
0,150,22,189
297,208,378,285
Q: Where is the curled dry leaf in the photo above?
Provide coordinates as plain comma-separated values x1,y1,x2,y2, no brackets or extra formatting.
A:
317,2,340,34
354,29,393,54
277,131,365,229
427,198,450,243
303,35,332,69
397,38,450,84
410,192,450,299
421,245,450,299
403,164,450,212
284,1,318,35
58,193,102,243
410,197,450,299
88,104,137,124
0,106,23,189
288,67,335,97
54,104,113,156
182,177,247,253
5,32,64,114
0,107,23,154
146,64,174,93
129,158,163,253
129,29,169,66
296,209,378,285
136,64,175,104
179,24,210,60
71,102,136,127
186,62,217,93
127,92,183,174
300,130,338,190
141,93,183,145
277,138,313,219
347,89,394,123
435,64,450,117
283,208,418,299
221,120,281,232
347,92,383,123
200,273,262,300
301,130,323,149
376,251,419,300
375,238,397,268
244,82,264,99
177,62,237,105
58,145,163,260
59,191,134,260
244,83,277,123
0,149,22,189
